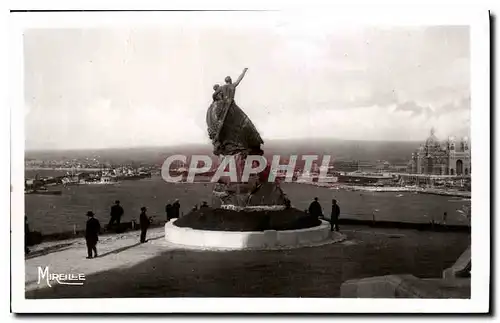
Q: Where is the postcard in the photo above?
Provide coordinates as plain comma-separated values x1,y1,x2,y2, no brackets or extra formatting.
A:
9,5,490,314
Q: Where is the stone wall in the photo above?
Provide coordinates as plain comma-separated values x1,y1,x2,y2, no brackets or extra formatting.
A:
340,245,471,298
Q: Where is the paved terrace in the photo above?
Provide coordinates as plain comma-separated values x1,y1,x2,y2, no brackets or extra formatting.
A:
26,226,469,298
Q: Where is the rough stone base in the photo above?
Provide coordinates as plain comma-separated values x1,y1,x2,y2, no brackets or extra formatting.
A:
212,179,287,208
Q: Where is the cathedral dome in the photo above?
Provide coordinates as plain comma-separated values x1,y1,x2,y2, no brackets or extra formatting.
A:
425,128,439,147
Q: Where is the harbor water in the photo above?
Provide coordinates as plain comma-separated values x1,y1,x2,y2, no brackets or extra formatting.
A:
24,172,471,235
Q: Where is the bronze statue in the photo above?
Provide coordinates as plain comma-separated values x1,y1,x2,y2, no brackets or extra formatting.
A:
206,69,286,208
206,68,264,157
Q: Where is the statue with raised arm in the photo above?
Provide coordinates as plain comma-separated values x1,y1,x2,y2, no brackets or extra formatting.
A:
206,68,264,157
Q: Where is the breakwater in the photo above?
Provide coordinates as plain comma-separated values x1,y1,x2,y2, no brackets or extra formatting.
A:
308,183,471,198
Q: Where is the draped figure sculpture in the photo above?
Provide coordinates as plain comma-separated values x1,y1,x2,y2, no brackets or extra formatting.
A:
206,68,264,157
206,68,285,208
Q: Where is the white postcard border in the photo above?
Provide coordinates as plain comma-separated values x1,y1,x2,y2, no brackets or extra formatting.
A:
9,6,490,313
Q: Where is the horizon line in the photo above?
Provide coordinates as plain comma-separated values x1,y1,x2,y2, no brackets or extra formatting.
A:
24,137,433,153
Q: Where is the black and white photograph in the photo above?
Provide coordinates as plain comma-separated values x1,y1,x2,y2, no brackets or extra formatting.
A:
8,4,490,314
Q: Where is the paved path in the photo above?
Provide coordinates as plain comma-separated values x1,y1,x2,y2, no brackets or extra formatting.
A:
25,227,470,298
26,227,170,291
26,227,344,291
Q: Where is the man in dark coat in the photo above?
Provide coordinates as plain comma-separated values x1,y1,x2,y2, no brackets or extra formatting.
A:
85,211,101,259
165,203,172,221
139,207,150,243
172,199,181,218
108,200,124,229
330,199,341,232
308,197,323,219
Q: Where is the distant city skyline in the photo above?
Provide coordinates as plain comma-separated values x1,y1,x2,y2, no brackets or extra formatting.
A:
24,24,470,150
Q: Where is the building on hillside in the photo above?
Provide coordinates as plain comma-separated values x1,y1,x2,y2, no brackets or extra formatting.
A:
375,160,391,172
407,128,471,176
357,161,377,172
332,160,359,172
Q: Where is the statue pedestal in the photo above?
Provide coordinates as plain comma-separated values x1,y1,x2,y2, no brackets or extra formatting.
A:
212,175,287,209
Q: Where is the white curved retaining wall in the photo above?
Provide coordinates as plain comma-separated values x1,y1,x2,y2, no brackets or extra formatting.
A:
165,220,332,249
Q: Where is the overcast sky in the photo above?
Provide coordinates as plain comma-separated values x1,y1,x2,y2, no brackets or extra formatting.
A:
24,25,470,150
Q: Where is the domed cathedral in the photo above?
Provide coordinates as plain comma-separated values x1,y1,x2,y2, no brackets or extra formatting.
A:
407,128,471,176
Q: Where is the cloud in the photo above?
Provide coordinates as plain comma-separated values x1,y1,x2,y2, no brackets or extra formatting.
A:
434,96,471,117
24,25,470,149
394,101,432,117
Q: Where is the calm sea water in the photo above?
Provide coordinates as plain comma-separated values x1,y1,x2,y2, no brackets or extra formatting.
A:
25,171,471,234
